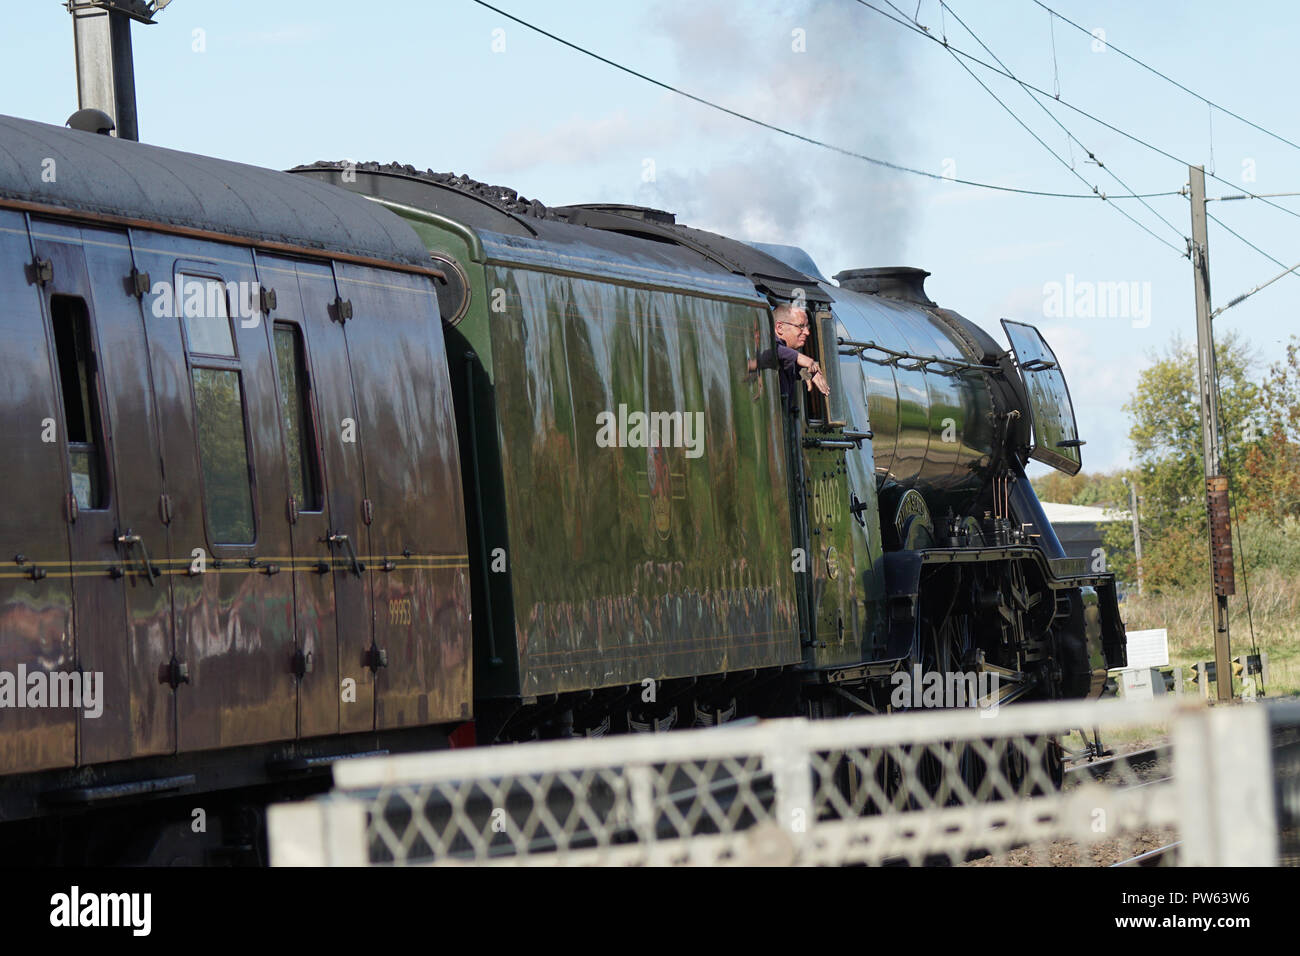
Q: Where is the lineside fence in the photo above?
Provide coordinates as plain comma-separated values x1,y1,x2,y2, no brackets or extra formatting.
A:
269,698,1300,867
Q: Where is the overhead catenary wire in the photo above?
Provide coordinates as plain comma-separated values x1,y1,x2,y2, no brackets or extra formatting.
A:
473,0,1300,303
929,0,1187,255
1203,210,1300,316
1208,191,1300,202
862,0,1300,306
851,0,1300,225
1048,8,1062,101
1032,0,1300,156
468,0,1178,201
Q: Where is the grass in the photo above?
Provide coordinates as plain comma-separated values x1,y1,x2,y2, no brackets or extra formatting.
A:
1118,568,1300,699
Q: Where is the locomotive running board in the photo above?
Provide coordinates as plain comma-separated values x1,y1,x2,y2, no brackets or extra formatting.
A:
911,545,1110,588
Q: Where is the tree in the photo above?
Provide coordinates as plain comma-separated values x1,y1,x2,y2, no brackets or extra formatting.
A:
1030,469,1127,509
1239,335,1300,519
1119,331,1259,591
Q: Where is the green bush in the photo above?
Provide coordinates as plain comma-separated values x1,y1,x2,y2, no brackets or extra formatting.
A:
1233,514,1300,576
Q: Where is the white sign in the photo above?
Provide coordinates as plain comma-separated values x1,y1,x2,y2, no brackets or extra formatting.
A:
1120,668,1156,701
1123,628,1169,671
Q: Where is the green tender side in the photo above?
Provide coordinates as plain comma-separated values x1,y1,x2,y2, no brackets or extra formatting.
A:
400,213,802,699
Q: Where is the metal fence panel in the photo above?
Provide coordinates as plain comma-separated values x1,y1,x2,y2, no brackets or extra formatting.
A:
270,698,1295,867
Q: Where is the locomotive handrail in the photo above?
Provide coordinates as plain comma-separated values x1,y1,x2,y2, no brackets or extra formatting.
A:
836,337,992,376
1020,358,1058,372
802,427,872,450
802,438,860,450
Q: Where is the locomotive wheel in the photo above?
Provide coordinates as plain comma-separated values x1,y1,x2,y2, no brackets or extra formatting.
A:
1001,734,1064,796
915,741,985,807
905,610,986,805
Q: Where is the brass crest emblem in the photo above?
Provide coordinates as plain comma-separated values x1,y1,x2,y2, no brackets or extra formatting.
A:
894,489,933,542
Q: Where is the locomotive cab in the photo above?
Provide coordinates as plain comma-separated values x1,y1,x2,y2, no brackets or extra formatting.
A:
782,302,881,674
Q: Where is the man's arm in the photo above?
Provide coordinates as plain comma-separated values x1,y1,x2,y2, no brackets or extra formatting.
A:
757,343,800,372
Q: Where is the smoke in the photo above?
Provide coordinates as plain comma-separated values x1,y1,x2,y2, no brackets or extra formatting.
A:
633,0,920,276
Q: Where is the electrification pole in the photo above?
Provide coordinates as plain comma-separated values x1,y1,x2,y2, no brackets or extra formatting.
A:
1188,165,1235,702
1122,476,1143,595
66,1,171,142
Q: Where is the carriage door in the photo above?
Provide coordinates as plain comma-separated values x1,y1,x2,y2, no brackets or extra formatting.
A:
798,307,865,670
32,221,175,762
255,255,339,739
332,262,471,730
291,259,375,734
0,210,76,774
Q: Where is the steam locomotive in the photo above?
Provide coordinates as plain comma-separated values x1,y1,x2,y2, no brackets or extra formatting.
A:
0,113,1125,861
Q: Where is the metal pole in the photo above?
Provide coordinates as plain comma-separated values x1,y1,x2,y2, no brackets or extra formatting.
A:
1188,165,1234,702
67,1,165,142
1123,476,1143,595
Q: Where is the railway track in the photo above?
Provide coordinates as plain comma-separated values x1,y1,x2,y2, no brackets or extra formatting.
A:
1111,841,1181,867
1061,744,1181,866
1064,744,1172,788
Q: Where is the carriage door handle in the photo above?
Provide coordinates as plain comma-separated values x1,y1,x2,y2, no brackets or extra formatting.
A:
115,529,158,586
325,531,365,577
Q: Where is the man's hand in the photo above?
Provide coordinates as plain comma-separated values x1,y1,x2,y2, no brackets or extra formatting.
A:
799,365,830,397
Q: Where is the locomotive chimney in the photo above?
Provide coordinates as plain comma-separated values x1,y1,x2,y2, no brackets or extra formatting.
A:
834,267,937,307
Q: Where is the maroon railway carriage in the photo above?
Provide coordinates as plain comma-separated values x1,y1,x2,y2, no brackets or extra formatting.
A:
0,114,470,843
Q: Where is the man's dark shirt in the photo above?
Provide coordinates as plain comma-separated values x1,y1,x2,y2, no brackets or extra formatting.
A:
758,343,801,416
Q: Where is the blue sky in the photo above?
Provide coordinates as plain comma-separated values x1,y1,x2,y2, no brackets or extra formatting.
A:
4,0,1298,475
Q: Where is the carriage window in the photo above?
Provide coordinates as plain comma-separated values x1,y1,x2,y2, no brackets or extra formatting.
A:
192,367,255,543
51,296,107,510
179,274,236,356
272,323,322,511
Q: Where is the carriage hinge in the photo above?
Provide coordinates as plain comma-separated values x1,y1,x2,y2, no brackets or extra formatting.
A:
363,645,388,673
29,257,53,286
160,656,190,689
291,648,314,679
